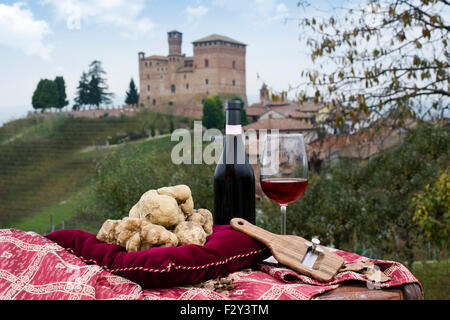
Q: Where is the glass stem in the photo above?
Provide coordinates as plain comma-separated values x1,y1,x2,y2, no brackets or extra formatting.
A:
280,205,287,235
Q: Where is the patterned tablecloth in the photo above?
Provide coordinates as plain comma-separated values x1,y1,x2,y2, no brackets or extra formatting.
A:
0,229,421,300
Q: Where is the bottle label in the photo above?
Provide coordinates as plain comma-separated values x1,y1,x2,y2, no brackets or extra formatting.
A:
225,125,242,135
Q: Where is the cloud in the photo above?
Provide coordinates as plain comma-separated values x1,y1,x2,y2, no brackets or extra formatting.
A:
0,3,52,60
185,5,209,25
273,3,289,21
43,0,153,38
254,0,289,22
212,0,290,26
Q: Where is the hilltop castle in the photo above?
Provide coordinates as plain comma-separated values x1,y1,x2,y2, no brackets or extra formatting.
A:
138,31,247,107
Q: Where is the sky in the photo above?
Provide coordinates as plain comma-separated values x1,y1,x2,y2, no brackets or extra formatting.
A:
0,0,345,125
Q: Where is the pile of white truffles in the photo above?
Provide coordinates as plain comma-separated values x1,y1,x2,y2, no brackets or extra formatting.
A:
97,185,213,251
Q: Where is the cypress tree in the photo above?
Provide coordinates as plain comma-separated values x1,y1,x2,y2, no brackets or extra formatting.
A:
87,60,114,108
54,76,69,111
125,78,139,105
74,72,90,107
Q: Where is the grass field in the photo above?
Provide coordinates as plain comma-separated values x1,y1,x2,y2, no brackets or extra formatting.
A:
412,260,450,300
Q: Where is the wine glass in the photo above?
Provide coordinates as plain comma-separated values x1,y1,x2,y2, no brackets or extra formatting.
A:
260,134,308,235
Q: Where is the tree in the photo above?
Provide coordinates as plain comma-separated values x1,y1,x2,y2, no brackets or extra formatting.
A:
412,169,450,250
74,72,90,107
54,76,69,111
202,95,225,129
296,0,449,129
87,60,114,108
32,80,45,112
31,79,59,113
125,78,139,105
87,76,102,108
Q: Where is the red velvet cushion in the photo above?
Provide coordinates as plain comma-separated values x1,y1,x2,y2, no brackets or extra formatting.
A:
45,225,269,289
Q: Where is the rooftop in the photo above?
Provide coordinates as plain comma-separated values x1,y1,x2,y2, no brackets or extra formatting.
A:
243,118,315,131
275,106,313,119
192,34,246,46
146,55,168,60
299,100,327,113
246,105,268,116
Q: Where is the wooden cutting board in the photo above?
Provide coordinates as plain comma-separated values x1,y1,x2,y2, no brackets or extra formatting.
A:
230,218,345,282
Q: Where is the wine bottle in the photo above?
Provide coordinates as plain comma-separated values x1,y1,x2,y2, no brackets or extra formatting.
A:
213,100,255,225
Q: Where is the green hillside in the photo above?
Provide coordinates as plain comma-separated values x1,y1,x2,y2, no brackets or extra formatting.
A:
0,111,191,232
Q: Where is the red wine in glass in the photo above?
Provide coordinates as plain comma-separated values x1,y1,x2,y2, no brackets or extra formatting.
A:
260,134,308,235
261,178,308,206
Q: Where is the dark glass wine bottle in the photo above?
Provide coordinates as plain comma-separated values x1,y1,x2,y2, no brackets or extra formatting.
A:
213,100,255,225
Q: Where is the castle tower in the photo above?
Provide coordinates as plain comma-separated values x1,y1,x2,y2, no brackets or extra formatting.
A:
260,83,269,105
168,31,182,56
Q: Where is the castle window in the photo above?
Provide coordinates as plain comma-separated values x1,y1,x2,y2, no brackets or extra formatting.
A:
232,61,236,69
149,62,152,66
205,79,208,85
232,80,235,86
147,85,150,91
184,74,186,79
153,99,156,105
144,62,148,67
171,84,176,93
205,59,209,68
186,83,189,89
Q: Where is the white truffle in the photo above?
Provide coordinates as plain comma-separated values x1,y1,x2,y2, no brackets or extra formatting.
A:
139,193,184,228
187,208,213,236
128,203,140,218
174,221,207,246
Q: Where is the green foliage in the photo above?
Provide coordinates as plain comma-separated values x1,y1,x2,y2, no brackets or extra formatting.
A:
87,60,114,108
411,260,450,300
87,76,102,108
32,79,59,111
150,124,156,137
74,72,90,106
125,78,139,105
74,60,114,108
54,76,69,110
202,95,225,129
92,138,215,220
412,169,450,249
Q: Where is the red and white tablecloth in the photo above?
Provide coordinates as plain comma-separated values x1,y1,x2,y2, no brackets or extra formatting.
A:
0,229,421,300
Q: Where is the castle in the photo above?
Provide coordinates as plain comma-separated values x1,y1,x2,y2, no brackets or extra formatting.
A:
138,31,247,107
